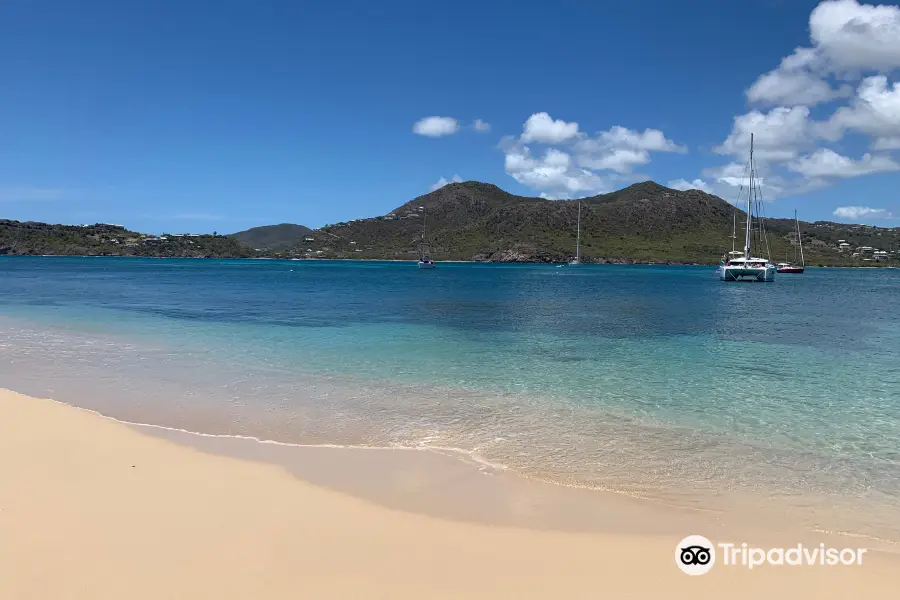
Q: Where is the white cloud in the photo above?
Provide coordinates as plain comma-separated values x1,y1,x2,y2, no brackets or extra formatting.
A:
703,162,749,187
810,0,900,74
577,148,650,172
700,2,900,202
502,140,606,198
520,112,580,144
700,162,802,199
667,178,712,193
716,106,816,163
833,205,893,219
598,126,685,153
413,116,459,137
501,114,684,195
873,136,900,150
747,65,852,107
747,0,900,107
473,119,491,132
430,174,463,191
788,148,900,178
821,76,900,142
0,186,65,201
574,126,684,173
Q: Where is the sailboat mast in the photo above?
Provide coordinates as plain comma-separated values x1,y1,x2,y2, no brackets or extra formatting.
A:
421,206,427,259
731,213,736,253
575,201,581,261
744,133,754,259
796,209,804,267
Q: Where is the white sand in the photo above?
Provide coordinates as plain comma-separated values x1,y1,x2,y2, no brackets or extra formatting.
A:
1,388,898,599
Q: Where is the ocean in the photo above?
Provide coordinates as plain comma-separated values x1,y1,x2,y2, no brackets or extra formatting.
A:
2,257,899,541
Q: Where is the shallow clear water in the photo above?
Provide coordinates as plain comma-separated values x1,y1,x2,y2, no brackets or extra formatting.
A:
2,257,899,540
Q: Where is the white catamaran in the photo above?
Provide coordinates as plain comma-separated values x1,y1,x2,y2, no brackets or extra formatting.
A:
417,206,436,269
569,200,582,266
717,133,776,282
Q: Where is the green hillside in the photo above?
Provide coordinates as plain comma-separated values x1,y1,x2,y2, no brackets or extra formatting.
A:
229,223,314,251
0,221,252,258
280,181,900,265
3,181,898,266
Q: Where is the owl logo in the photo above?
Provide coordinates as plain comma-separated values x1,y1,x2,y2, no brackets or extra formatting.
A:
675,535,716,575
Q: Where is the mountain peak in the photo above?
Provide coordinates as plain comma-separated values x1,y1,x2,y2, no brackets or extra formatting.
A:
620,181,671,194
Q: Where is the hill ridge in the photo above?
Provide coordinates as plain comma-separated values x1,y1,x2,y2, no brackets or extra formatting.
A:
3,180,897,265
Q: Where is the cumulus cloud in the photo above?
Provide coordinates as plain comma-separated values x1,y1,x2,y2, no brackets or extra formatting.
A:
500,113,685,196
833,205,893,219
820,76,900,143
747,65,852,107
788,148,900,178
716,107,815,163
473,119,491,132
873,136,900,150
667,178,712,193
520,112,580,144
501,139,607,198
746,46,853,106
746,0,900,108
810,0,900,74
430,174,463,191
574,126,685,173
678,2,900,202
413,116,459,137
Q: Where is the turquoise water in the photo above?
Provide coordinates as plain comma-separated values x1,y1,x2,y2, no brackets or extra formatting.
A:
2,257,899,539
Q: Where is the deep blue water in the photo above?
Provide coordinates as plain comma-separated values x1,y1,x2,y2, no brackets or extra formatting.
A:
2,257,899,539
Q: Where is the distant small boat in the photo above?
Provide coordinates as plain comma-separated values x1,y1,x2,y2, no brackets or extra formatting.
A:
417,206,436,269
569,201,583,266
776,210,805,274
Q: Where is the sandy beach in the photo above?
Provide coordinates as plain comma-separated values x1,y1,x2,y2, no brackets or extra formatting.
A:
1,387,898,600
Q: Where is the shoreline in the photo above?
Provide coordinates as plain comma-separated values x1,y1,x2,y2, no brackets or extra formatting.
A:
2,305,899,548
2,387,899,599
1,254,896,268
5,385,900,544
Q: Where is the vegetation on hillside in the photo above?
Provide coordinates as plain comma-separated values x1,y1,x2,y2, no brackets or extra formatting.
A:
0,221,252,258
3,181,899,266
275,181,900,266
228,223,313,251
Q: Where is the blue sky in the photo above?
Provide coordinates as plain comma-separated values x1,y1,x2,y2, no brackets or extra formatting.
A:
2,0,900,232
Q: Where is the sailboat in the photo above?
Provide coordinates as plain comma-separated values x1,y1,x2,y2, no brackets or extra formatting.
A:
417,206,436,269
569,201,583,266
776,210,805,273
726,213,744,264
717,133,776,282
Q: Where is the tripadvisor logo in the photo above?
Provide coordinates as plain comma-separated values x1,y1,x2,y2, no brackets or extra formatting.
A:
676,535,715,576
675,535,867,575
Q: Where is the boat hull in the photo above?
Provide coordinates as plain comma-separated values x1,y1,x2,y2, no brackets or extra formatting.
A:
417,261,436,269
776,266,804,274
717,265,776,282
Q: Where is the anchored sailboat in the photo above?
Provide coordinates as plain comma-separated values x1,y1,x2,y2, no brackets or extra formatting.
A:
776,210,805,273
417,206,436,269
569,201,582,266
717,133,776,282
